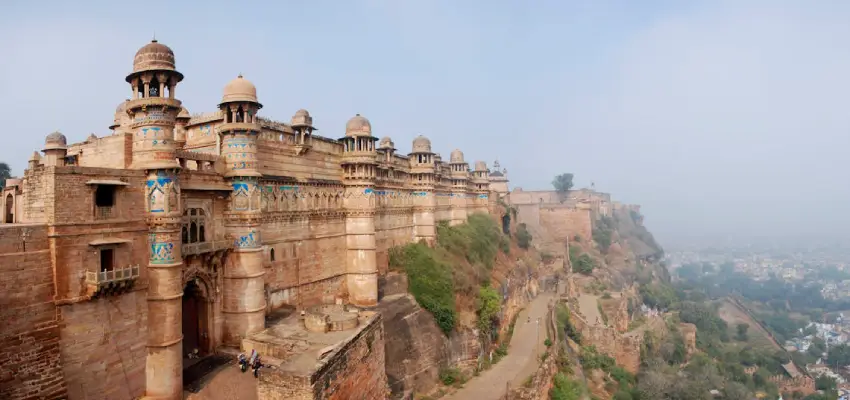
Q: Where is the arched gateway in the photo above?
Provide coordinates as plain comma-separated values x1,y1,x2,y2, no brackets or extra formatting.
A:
182,276,212,361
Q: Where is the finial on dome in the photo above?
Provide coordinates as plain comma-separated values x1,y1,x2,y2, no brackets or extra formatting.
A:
152,31,156,42
238,73,243,78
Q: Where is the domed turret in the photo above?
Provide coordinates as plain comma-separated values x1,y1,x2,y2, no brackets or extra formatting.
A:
474,161,487,171
345,114,372,137
378,136,395,150
291,109,314,128
177,107,190,120
411,135,432,153
126,39,183,83
44,131,67,150
221,74,261,106
450,149,464,163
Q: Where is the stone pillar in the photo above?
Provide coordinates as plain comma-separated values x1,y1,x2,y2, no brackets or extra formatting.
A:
144,169,184,400
222,177,267,346
344,186,378,307
413,190,436,245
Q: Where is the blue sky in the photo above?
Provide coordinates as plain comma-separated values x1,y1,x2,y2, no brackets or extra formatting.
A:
2,0,849,247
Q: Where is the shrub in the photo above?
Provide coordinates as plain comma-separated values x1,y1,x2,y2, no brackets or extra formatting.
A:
391,243,457,335
516,223,533,249
540,251,554,263
545,338,553,347
549,373,584,400
439,367,462,386
477,285,501,335
572,254,596,275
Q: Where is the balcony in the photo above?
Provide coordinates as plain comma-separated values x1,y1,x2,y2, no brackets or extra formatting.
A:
86,264,140,298
182,240,233,257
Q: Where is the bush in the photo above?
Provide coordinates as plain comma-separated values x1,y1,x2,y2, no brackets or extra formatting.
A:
572,254,596,275
544,338,553,347
390,243,457,335
439,367,462,386
516,223,532,249
549,373,584,400
477,285,501,335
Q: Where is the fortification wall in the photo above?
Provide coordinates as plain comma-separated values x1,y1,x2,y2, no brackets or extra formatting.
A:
0,225,67,400
257,313,389,400
539,205,592,242
67,133,132,169
263,215,348,308
374,209,416,276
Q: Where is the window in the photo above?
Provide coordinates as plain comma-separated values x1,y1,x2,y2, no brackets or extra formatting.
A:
183,208,207,244
100,248,114,272
270,248,275,262
95,186,116,207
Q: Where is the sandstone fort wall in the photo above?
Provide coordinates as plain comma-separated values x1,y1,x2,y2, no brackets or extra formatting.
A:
0,225,67,400
257,313,389,400
539,205,593,242
568,299,641,373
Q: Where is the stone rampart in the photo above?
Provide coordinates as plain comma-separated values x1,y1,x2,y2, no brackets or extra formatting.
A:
0,225,67,400
768,375,815,396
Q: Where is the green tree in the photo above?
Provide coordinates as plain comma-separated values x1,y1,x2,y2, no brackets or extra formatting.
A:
0,162,10,189
516,223,532,249
552,173,574,203
736,323,749,341
827,343,850,368
476,285,501,335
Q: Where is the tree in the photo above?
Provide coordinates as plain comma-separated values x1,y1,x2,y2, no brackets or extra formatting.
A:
516,223,532,249
552,173,574,203
827,343,850,368
736,323,749,341
0,162,10,189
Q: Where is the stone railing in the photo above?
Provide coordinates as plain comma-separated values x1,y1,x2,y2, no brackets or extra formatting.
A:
86,264,140,286
95,206,114,220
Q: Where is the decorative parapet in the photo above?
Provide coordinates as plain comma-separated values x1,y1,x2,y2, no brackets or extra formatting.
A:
182,240,233,257
86,264,140,298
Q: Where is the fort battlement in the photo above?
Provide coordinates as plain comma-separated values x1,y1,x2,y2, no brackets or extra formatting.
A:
768,375,815,395
0,38,509,400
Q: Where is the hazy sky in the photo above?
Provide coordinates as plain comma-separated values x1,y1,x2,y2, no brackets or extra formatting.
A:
2,0,848,247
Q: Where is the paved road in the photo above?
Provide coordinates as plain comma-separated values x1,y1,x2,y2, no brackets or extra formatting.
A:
442,292,555,400
185,362,258,400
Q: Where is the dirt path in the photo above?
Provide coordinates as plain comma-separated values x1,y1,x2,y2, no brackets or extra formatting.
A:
442,292,555,400
578,293,603,326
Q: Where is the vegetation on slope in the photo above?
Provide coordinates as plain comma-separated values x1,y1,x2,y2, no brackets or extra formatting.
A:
389,213,528,336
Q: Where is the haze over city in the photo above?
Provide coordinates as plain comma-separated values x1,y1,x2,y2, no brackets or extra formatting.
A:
2,0,848,247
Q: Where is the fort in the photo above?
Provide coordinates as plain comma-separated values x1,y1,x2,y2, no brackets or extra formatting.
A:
0,39,510,400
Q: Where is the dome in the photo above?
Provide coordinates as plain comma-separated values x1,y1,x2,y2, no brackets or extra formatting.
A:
474,161,487,172
177,107,190,119
450,149,464,163
411,135,432,153
132,39,176,73
291,108,314,128
221,75,259,104
87,133,98,142
44,131,67,150
345,114,372,136
378,136,395,149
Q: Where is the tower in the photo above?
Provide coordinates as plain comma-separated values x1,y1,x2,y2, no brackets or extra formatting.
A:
290,108,316,155
488,159,510,201
471,161,490,214
409,135,436,244
125,39,185,400
217,75,267,345
339,114,379,307
42,131,67,167
448,149,469,226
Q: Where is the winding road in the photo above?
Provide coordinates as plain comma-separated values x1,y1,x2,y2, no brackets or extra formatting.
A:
442,292,555,400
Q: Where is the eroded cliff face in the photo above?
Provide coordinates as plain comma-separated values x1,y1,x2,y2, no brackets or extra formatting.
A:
378,267,539,399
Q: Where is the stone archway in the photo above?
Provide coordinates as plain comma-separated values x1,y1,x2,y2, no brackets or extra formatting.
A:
182,275,213,365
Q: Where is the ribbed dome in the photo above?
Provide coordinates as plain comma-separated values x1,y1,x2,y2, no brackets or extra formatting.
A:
345,114,372,136
474,161,487,171
295,109,310,117
132,39,176,73
411,135,432,153
221,75,259,104
450,149,464,163
44,131,67,150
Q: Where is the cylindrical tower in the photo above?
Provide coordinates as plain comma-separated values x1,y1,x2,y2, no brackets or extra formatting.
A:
218,75,267,346
409,135,436,243
472,161,490,214
449,149,469,226
42,131,68,167
126,39,185,400
174,107,190,148
339,114,379,307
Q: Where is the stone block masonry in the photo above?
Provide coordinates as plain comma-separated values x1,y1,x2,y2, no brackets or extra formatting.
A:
0,225,68,400
254,312,390,399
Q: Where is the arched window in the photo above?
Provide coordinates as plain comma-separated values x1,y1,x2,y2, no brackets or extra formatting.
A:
182,208,208,244
270,248,275,262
